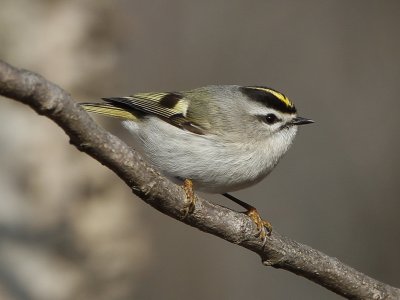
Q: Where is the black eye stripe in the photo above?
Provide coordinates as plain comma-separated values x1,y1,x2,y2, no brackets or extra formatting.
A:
258,114,281,125
264,113,280,124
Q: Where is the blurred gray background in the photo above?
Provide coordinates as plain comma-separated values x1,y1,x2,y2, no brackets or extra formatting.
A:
0,1,399,299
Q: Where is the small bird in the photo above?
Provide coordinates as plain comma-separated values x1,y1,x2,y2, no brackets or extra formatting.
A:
80,85,313,239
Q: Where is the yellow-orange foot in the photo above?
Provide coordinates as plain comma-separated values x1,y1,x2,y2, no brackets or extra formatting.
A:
246,207,273,241
222,193,272,242
181,179,196,217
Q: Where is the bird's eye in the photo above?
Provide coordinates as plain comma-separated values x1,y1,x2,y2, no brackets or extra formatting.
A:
264,113,279,125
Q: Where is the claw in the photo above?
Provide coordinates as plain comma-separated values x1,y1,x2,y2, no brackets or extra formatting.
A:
181,179,196,217
246,208,272,241
222,193,272,242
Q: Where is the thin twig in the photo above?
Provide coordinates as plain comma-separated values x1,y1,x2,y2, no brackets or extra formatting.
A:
0,59,398,300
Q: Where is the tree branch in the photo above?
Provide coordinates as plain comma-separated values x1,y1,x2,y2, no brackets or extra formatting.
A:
0,59,398,300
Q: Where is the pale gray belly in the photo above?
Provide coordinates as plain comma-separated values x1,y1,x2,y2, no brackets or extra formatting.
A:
123,119,277,194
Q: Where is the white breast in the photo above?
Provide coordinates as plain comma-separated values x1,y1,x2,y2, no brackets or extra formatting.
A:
123,117,297,193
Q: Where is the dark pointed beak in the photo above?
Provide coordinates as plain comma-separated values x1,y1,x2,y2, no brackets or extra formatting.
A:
290,117,314,126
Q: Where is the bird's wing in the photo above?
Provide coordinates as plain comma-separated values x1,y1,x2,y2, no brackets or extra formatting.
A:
79,103,138,120
80,92,207,135
102,92,189,118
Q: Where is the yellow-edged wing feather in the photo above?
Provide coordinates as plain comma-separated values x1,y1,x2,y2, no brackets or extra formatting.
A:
80,91,205,134
102,92,189,118
80,92,189,120
80,103,137,120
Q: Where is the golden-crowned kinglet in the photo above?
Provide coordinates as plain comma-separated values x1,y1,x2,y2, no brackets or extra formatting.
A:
80,85,313,238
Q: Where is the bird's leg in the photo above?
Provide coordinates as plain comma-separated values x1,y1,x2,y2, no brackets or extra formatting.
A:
222,193,272,240
181,179,196,217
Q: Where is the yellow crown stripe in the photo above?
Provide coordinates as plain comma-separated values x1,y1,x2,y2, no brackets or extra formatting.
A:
250,87,294,108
